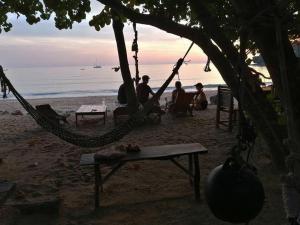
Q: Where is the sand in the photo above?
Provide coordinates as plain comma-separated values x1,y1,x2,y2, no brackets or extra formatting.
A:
0,92,286,225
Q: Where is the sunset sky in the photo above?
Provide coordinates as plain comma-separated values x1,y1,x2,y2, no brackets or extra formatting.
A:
0,2,207,68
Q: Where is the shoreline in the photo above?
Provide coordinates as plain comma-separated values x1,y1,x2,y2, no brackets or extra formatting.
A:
1,86,220,101
0,90,217,114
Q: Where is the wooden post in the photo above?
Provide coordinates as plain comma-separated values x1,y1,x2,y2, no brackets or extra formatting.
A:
132,22,140,87
228,90,234,132
216,86,221,128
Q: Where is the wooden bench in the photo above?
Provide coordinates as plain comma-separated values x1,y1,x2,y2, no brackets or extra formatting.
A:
80,143,208,209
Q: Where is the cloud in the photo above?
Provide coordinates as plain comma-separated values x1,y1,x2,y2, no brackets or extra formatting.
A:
0,0,206,67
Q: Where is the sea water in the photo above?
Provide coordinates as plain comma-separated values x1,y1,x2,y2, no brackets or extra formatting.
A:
2,63,269,99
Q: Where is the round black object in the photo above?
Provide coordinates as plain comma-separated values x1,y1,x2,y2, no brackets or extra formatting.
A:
205,158,265,223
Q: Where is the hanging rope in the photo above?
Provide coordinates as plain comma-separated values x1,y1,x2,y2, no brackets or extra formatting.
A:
132,22,140,86
228,28,256,168
204,57,211,72
0,43,194,148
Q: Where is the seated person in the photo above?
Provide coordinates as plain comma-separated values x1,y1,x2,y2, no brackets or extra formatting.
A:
168,81,185,112
171,81,185,103
193,82,208,110
117,83,127,105
136,75,155,105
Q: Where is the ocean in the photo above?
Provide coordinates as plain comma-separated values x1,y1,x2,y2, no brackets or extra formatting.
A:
2,63,269,99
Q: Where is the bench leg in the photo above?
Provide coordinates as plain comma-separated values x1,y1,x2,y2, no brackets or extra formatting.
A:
193,153,200,201
94,164,100,209
188,155,194,185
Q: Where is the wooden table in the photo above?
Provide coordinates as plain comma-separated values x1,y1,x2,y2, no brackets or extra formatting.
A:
75,105,107,127
80,143,208,209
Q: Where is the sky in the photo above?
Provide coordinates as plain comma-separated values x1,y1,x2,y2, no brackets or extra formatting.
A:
0,1,207,68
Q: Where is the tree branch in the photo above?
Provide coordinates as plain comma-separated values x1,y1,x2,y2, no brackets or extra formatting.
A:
98,0,287,172
97,0,239,87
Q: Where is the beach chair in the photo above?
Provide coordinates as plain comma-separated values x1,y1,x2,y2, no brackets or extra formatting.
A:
215,85,238,131
168,92,195,116
36,104,68,125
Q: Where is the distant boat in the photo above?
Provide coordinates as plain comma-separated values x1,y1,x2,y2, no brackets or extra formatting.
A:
93,58,102,68
80,68,85,70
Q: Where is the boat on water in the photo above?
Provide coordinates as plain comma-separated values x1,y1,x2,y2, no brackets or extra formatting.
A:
93,65,102,68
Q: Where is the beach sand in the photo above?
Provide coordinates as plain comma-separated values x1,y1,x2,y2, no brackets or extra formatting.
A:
0,91,286,225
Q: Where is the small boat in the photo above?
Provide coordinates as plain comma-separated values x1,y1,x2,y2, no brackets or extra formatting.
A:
80,68,85,70
93,58,102,68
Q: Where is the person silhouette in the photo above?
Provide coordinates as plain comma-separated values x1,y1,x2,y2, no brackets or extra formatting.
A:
193,82,208,110
136,75,155,105
171,81,185,103
117,83,127,104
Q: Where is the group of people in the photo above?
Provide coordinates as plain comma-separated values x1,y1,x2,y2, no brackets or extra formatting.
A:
117,75,208,111
117,75,155,105
170,81,208,111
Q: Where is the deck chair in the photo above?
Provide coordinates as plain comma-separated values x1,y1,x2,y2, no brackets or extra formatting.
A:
36,104,68,125
113,106,129,125
168,92,195,116
215,85,238,131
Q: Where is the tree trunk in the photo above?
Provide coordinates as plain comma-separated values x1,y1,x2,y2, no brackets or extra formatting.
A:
112,12,139,114
231,0,300,220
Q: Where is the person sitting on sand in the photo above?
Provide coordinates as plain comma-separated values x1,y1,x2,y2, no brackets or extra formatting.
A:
193,82,208,110
171,81,185,103
168,81,185,112
117,83,127,105
136,75,155,105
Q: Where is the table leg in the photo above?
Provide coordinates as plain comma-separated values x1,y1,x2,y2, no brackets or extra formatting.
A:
75,114,78,127
193,153,200,201
94,164,100,209
188,154,194,185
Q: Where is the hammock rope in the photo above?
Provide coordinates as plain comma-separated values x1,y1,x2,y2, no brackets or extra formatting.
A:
0,42,193,148
132,22,140,86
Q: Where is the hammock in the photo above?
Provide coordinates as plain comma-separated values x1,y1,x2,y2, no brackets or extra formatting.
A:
0,44,192,148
